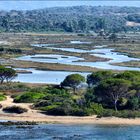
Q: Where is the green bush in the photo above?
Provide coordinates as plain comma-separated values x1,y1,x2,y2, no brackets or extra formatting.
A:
47,88,67,95
77,33,85,36
0,83,30,92
97,109,140,118
3,106,28,114
34,100,50,108
90,103,104,115
70,107,88,116
14,92,46,103
40,105,66,116
0,94,6,101
15,84,30,92
97,109,114,117
127,97,139,110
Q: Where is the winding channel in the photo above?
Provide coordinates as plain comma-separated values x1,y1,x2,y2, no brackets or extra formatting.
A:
13,42,140,84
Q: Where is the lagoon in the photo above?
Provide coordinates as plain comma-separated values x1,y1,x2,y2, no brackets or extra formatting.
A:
14,68,89,84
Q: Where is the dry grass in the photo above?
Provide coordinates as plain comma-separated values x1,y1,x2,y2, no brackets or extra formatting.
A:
9,60,100,72
114,60,140,68
0,33,140,70
109,44,140,58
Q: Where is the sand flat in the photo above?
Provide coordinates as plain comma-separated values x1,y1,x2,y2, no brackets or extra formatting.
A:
0,96,140,125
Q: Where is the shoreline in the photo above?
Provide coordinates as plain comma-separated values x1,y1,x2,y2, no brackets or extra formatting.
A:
1,95,140,126
1,114,140,125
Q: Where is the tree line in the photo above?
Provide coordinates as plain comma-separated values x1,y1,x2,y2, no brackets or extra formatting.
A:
0,6,140,33
61,71,140,112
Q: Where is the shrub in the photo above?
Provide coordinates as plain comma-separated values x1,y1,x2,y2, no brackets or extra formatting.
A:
90,103,104,115
15,84,30,92
77,33,85,36
127,97,139,110
47,88,67,95
0,83,30,92
97,109,140,118
14,92,46,103
0,94,6,101
70,108,88,116
40,105,66,116
3,106,28,114
34,100,50,108
97,109,115,117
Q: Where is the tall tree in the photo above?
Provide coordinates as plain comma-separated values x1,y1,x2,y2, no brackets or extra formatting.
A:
87,71,113,87
0,66,17,84
5,68,17,83
61,74,85,93
94,78,131,111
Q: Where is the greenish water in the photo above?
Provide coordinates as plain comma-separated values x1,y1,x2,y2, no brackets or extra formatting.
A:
1,124,140,140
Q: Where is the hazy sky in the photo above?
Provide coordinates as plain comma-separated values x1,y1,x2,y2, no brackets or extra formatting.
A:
0,1,140,10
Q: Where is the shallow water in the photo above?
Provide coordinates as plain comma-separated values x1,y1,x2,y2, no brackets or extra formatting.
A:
44,47,90,53
32,41,91,48
16,54,84,64
16,45,140,71
14,68,89,84
70,40,91,44
1,124,140,140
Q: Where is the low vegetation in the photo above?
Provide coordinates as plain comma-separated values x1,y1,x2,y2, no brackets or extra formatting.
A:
0,83,30,92
114,61,140,68
14,92,46,103
3,106,28,114
0,93,6,101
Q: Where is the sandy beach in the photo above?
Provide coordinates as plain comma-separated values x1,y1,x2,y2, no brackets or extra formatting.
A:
0,96,140,125
0,96,139,125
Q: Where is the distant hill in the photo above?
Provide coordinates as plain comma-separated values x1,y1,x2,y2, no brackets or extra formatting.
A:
0,6,140,33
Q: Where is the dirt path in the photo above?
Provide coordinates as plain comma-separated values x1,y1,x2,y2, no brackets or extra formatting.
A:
0,96,42,116
0,96,33,112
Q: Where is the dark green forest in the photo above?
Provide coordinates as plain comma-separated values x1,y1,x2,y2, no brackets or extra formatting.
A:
0,6,140,33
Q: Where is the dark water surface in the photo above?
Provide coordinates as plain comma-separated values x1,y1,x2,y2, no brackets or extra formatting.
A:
1,124,140,140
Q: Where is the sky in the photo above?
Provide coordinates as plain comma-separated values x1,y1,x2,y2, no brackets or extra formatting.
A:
0,1,140,11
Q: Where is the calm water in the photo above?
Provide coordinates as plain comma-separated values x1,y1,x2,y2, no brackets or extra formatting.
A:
16,54,84,64
1,124,140,140
14,68,89,84
16,45,140,71
32,41,91,48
